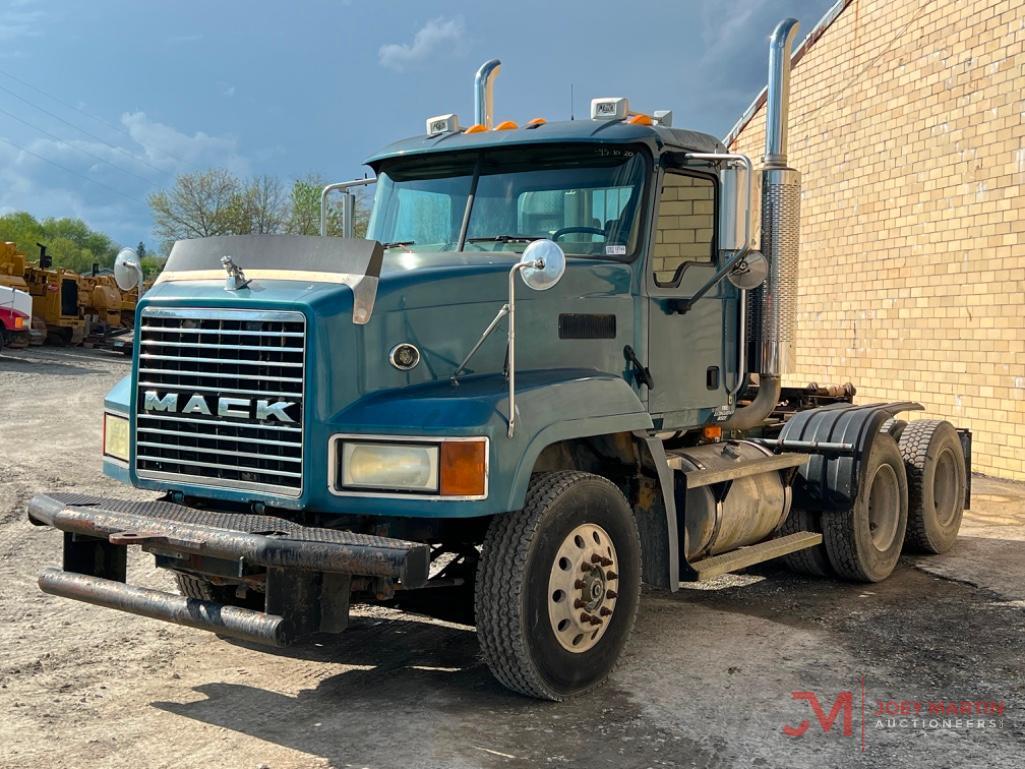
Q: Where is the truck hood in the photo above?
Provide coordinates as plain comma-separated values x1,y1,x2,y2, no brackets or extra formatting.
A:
139,234,633,416
152,235,524,318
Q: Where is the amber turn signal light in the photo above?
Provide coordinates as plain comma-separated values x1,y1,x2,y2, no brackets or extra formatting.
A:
440,440,487,496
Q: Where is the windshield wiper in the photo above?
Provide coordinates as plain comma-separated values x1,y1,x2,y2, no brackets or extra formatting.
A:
465,234,543,244
382,240,415,249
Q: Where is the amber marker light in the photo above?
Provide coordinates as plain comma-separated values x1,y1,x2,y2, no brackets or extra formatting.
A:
627,113,654,125
464,124,488,134
702,425,723,442
440,440,488,497
492,120,518,130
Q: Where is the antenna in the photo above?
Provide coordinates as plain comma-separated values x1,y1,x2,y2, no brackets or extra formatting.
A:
570,84,574,121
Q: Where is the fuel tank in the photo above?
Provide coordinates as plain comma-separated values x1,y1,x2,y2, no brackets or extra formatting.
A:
672,441,791,560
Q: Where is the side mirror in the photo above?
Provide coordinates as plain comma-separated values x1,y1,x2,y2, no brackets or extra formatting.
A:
114,247,143,291
718,163,751,253
727,249,768,290
519,239,566,291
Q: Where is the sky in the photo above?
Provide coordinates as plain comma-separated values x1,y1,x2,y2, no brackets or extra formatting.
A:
0,0,837,251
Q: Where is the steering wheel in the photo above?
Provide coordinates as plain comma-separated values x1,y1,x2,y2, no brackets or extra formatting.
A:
551,226,606,242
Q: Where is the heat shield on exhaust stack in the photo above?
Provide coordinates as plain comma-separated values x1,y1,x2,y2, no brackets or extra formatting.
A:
746,16,801,380
748,167,800,377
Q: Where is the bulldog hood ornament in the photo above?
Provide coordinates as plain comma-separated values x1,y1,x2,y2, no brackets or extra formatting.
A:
221,255,252,291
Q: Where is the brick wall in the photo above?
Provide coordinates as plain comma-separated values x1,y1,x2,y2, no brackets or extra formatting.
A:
652,173,715,283
728,0,1025,479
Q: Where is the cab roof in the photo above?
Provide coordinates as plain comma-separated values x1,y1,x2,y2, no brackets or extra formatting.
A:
365,119,725,167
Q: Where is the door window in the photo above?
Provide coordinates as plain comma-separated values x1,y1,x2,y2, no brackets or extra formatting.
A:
652,172,715,286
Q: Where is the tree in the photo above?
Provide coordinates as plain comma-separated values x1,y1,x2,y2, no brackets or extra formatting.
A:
137,241,146,258
149,169,246,252
0,211,119,273
139,256,164,279
286,175,325,236
149,170,293,251
286,175,371,238
243,175,286,234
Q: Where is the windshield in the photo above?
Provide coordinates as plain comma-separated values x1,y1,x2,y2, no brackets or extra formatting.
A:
367,145,648,257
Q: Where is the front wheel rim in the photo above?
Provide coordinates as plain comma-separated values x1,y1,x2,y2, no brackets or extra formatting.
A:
547,523,619,653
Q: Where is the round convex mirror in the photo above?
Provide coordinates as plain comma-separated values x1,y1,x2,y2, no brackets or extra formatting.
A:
520,239,566,291
727,250,768,290
113,248,143,291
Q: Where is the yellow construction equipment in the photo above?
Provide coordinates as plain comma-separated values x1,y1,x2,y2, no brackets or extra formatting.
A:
1,241,147,345
29,244,86,345
80,268,125,329
1,242,85,345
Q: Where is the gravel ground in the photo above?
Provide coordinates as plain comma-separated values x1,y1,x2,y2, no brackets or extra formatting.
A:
1,346,1023,769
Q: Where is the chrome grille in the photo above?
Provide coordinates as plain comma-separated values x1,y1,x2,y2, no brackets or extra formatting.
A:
134,307,306,497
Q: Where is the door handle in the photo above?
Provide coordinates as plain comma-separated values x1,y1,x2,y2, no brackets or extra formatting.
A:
624,345,654,390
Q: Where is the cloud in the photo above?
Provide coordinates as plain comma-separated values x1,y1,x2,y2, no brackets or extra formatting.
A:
121,111,249,176
0,137,150,246
0,1,47,43
0,112,252,247
378,16,466,72
700,0,769,49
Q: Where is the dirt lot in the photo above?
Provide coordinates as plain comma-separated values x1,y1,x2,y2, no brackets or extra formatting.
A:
1,346,1023,769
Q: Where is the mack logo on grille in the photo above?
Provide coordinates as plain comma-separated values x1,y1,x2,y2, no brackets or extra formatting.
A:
143,390,297,422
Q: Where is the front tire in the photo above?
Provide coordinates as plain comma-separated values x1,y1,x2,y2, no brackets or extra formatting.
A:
474,471,641,701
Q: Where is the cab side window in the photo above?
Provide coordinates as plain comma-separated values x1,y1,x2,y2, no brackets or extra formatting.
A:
652,172,715,286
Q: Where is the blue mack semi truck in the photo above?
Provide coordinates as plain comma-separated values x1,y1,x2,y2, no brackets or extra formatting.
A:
29,19,970,700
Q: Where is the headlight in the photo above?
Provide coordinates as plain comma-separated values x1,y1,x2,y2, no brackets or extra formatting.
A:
337,438,488,496
341,442,439,492
103,412,130,462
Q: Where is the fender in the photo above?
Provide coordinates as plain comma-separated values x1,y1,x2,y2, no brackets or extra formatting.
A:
501,376,652,510
104,374,132,413
780,401,923,512
329,368,651,518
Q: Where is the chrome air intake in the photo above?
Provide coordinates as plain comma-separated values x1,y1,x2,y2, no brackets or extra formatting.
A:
748,17,801,380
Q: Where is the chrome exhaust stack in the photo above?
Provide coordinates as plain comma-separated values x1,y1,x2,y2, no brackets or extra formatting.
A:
729,18,801,431
474,58,501,128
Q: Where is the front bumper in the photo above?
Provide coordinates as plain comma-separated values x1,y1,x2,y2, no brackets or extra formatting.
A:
28,493,430,646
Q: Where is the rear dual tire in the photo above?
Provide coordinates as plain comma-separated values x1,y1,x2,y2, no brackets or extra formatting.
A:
822,433,909,582
899,420,966,554
811,420,966,581
779,506,832,577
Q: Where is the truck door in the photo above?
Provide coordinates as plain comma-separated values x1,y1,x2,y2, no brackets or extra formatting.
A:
645,167,733,426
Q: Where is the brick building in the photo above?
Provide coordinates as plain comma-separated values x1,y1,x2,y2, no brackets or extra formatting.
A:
726,0,1025,479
